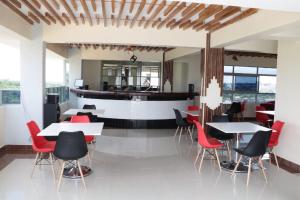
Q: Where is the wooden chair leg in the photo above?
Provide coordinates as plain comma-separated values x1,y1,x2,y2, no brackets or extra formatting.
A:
259,156,268,183
174,126,179,137
77,161,87,191
188,127,193,143
198,149,206,173
226,141,232,161
194,146,202,166
214,149,222,172
49,153,56,180
246,158,252,186
232,155,242,175
273,152,279,169
31,153,39,178
87,152,92,166
179,127,183,143
57,161,65,191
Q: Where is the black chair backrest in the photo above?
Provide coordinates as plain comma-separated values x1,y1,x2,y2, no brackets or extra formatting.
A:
77,112,98,122
83,104,96,110
243,130,271,157
229,102,242,114
54,131,88,160
173,109,186,126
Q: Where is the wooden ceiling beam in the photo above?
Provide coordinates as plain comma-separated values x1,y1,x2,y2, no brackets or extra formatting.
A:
163,1,179,16
62,12,71,24
70,0,78,11
214,6,241,20
80,13,85,24
10,0,21,9
117,0,126,27
28,11,40,23
80,0,93,26
111,0,115,13
130,0,146,28
45,12,56,24
138,16,146,27
191,5,223,29
129,0,135,13
166,19,176,28
151,17,161,28
111,14,115,26
101,0,107,26
124,15,130,26
181,3,197,16
20,0,50,25
210,8,258,32
96,14,101,25
59,0,79,25
31,0,41,9
157,2,185,29
144,0,166,28
40,0,65,25
90,0,97,12
147,0,157,14
50,0,60,10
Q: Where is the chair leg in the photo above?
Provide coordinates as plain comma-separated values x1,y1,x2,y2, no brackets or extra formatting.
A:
246,158,252,186
214,149,222,172
194,146,202,166
31,153,39,178
77,160,87,191
57,161,65,191
49,153,56,180
226,141,232,161
198,149,206,173
174,126,179,137
273,152,279,169
188,127,193,143
259,156,268,184
87,151,92,166
179,127,183,143
232,155,243,175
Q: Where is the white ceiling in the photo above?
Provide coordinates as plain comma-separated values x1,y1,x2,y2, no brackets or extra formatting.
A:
183,0,300,12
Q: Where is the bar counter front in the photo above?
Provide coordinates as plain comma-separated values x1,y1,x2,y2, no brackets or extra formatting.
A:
70,88,199,128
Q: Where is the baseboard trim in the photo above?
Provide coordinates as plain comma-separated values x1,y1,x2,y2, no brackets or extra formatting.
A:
270,153,300,173
0,145,34,156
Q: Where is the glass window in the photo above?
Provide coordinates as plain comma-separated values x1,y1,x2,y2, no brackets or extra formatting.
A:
234,76,257,91
0,42,20,104
224,66,233,73
257,93,276,103
258,67,277,75
223,75,233,91
223,91,232,103
259,76,276,93
233,92,256,102
234,66,257,74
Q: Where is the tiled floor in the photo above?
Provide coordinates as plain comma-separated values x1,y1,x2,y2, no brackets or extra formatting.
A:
0,129,300,200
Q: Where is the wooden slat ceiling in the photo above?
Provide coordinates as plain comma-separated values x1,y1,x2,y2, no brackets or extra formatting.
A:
1,0,258,32
66,43,174,52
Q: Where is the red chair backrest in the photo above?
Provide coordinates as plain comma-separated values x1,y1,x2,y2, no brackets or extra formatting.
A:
26,121,48,149
193,120,213,148
269,120,285,146
256,106,270,123
70,115,90,123
187,105,199,111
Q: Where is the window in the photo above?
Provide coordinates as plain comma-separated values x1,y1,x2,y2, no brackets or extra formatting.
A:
45,50,69,103
223,66,276,103
0,42,20,104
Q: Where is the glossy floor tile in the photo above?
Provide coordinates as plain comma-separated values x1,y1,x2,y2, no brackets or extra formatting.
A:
0,129,300,200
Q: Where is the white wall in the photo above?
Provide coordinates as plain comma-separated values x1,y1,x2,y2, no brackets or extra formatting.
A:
226,40,278,54
275,40,300,165
0,106,5,148
46,43,68,58
82,60,101,90
173,62,188,92
225,55,277,68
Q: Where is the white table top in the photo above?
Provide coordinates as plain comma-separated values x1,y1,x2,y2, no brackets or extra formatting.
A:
256,110,275,116
181,110,200,117
206,122,271,134
38,123,104,136
63,109,105,117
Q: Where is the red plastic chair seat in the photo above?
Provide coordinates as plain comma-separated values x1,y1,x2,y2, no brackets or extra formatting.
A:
32,141,55,153
70,115,95,143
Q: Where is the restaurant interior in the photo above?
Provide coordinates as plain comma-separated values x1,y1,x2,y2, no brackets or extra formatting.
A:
0,0,300,199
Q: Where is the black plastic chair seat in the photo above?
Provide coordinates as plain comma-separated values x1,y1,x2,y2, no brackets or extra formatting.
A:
83,104,96,110
173,109,191,127
208,115,234,141
54,131,88,161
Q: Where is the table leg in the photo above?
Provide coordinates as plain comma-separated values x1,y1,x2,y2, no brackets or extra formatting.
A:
63,161,92,179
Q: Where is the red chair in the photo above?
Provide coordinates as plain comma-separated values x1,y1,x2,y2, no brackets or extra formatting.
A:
26,121,56,178
70,115,95,144
193,120,224,172
186,105,199,124
256,106,272,127
268,120,285,169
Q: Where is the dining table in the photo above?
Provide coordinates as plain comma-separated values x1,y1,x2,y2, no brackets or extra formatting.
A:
38,122,104,179
206,122,271,173
256,110,275,116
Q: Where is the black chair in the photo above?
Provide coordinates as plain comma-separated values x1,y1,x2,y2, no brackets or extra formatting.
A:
54,131,88,190
173,109,193,143
83,104,96,110
232,130,271,186
226,102,242,122
77,112,98,123
208,115,234,160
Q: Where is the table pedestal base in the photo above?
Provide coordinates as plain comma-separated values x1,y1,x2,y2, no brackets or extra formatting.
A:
63,166,92,179
221,161,248,173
